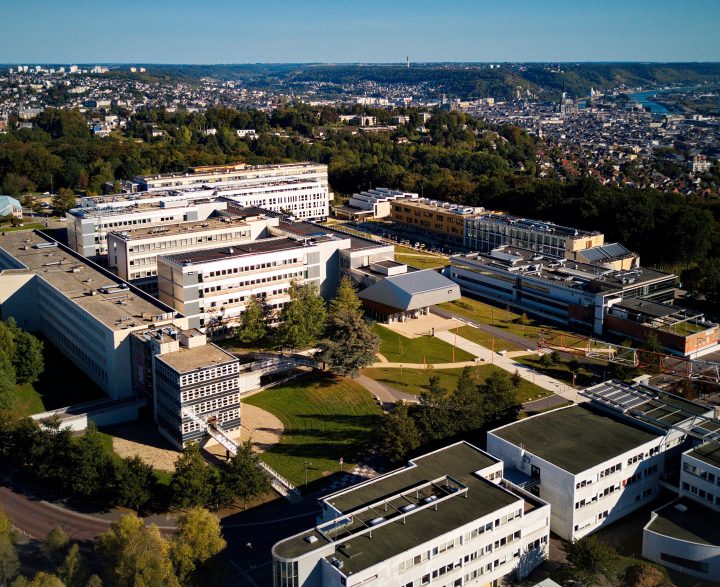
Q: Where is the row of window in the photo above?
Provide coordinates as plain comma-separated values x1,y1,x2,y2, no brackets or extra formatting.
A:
205,258,301,279
178,363,239,386
128,230,250,254
201,271,304,295
683,481,720,505
180,379,239,403
683,462,720,485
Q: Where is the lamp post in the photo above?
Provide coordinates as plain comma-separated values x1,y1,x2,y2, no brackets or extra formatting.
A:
304,461,312,486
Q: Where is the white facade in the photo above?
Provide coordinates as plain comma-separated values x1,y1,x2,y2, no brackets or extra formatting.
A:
107,213,278,287
0,231,185,398
272,442,550,587
347,188,418,219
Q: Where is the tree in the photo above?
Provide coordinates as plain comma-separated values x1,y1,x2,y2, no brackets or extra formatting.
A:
511,369,522,389
59,544,88,587
97,513,179,587
219,441,271,508
69,424,114,499
83,576,102,587
51,188,77,215
621,563,666,587
43,527,68,564
376,402,420,465
114,456,155,512
0,538,19,587
317,277,379,377
0,509,12,543
565,535,618,586
170,508,226,582
276,281,327,350
25,573,64,587
413,375,454,441
236,296,267,345
478,371,520,426
0,353,17,411
169,443,215,509
451,366,484,433
11,331,43,385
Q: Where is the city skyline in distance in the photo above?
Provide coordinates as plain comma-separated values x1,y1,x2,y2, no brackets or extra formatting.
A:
1,0,718,64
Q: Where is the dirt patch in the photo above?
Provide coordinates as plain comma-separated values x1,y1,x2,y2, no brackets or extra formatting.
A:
200,404,285,459
111,422,181,472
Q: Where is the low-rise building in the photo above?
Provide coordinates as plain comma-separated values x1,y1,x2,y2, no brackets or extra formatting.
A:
0,195,22,219
272,442,550,587
333,187,418,220
487,380,715,541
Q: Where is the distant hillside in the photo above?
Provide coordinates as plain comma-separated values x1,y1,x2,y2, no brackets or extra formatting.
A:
109,62,720,100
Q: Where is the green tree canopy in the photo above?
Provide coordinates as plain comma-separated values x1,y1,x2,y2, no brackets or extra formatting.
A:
276,281,327,350
219,440,271,508
565,535,618,586
236,295,267,344
376,402,420,465
169,443,216,509
170,508,226,582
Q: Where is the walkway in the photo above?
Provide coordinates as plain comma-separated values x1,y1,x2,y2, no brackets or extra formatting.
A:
433,331,584,405
355,374,419,406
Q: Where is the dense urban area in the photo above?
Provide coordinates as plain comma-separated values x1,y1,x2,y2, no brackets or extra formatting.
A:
0,61,719,587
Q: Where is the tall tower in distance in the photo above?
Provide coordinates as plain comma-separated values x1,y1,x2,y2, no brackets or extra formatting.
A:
406,55,409,69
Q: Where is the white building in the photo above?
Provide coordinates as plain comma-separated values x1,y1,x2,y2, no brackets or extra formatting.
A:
0,230,185,398
107,211,279,293
272,442,550,587
134,162,330,220
487,380,713,541
157,235,349,333
643,441,720,581
66,197,227,257
335,187,418,220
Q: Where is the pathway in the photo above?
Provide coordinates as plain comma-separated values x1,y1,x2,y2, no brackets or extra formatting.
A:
355,373,419,406
433,331,584,405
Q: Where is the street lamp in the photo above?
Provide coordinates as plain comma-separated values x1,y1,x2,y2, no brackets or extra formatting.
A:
304,461,312,486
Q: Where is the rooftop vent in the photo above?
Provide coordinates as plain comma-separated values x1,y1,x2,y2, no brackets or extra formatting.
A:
304,535,318,544
674,503,688,513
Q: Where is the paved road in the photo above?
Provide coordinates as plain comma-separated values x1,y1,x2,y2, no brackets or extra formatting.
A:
355,373,418,406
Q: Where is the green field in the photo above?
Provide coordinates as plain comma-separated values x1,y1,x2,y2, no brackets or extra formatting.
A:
0,223,46,233
439,296,583,345
363,365,551,403
374,324,475,364
10,337,107,417
514,354,595,387
455,325,527,353
242,374,383,486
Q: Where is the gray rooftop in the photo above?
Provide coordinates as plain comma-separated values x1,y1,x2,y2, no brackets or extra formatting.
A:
157,343,237,373
161,237,306,266
490,404,662,474
358,269,460,311
646,498,720,546
687,441,720,470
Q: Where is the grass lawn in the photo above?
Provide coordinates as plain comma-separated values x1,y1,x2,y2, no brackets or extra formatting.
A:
514,355,596,387
363,365,550,403
0,223,46,233
374,324,475,364
242,374,383,487
439,296,584,345
394,253,449,269
455,325,527,353
10,336,107,417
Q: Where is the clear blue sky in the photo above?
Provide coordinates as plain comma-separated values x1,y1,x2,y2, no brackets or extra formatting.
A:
2,0,718,64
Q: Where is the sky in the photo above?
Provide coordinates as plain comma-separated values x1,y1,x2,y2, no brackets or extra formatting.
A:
1,0,718,64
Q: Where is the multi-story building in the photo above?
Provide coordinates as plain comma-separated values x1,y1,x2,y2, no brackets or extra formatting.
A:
157,235,349,332
333,188,418,220
66,198,227,258
272,442,550,587
107,211,279,294
130,326,241,449
0,230,184,398
642,441,720,581
444,247,677,337
389,198,486,245
134,162,330,220
487,380,715,541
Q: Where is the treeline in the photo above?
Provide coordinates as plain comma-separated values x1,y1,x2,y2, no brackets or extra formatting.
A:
376,368,521,465
0,319,44,409
1,105,719,269
0,416,270,513
0,505,226,586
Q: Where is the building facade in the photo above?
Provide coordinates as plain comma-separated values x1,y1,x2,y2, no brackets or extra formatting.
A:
272,442,550,587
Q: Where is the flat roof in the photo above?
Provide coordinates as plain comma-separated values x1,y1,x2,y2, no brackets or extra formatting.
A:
274,443,540,573
277,220,383,252
157,343,237,373
0,231,176,331
137,161,322,181
614,298,677,318
162,237,307,265
108,217,256,241
687,441,720,469
490,404,662,474
646,498,720,546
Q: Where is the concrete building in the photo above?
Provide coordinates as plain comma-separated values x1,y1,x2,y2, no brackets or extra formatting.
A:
444,247,677,337
390,198,487,245
487,380,716,541
107,211,279,294
0,230,184,398
0,196,22,219
642,441,720,581
333,188,418,220
134,162,330,220
157,236,348,333
272,442,550,587
130,326,241,449
67,197,227,257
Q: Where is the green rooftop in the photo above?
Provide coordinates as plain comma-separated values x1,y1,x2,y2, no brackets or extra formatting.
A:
646,498,720,546
490,405,662,474
687,441,720,470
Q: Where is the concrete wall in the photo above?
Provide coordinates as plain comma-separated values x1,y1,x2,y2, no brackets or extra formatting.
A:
643,524,720,581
